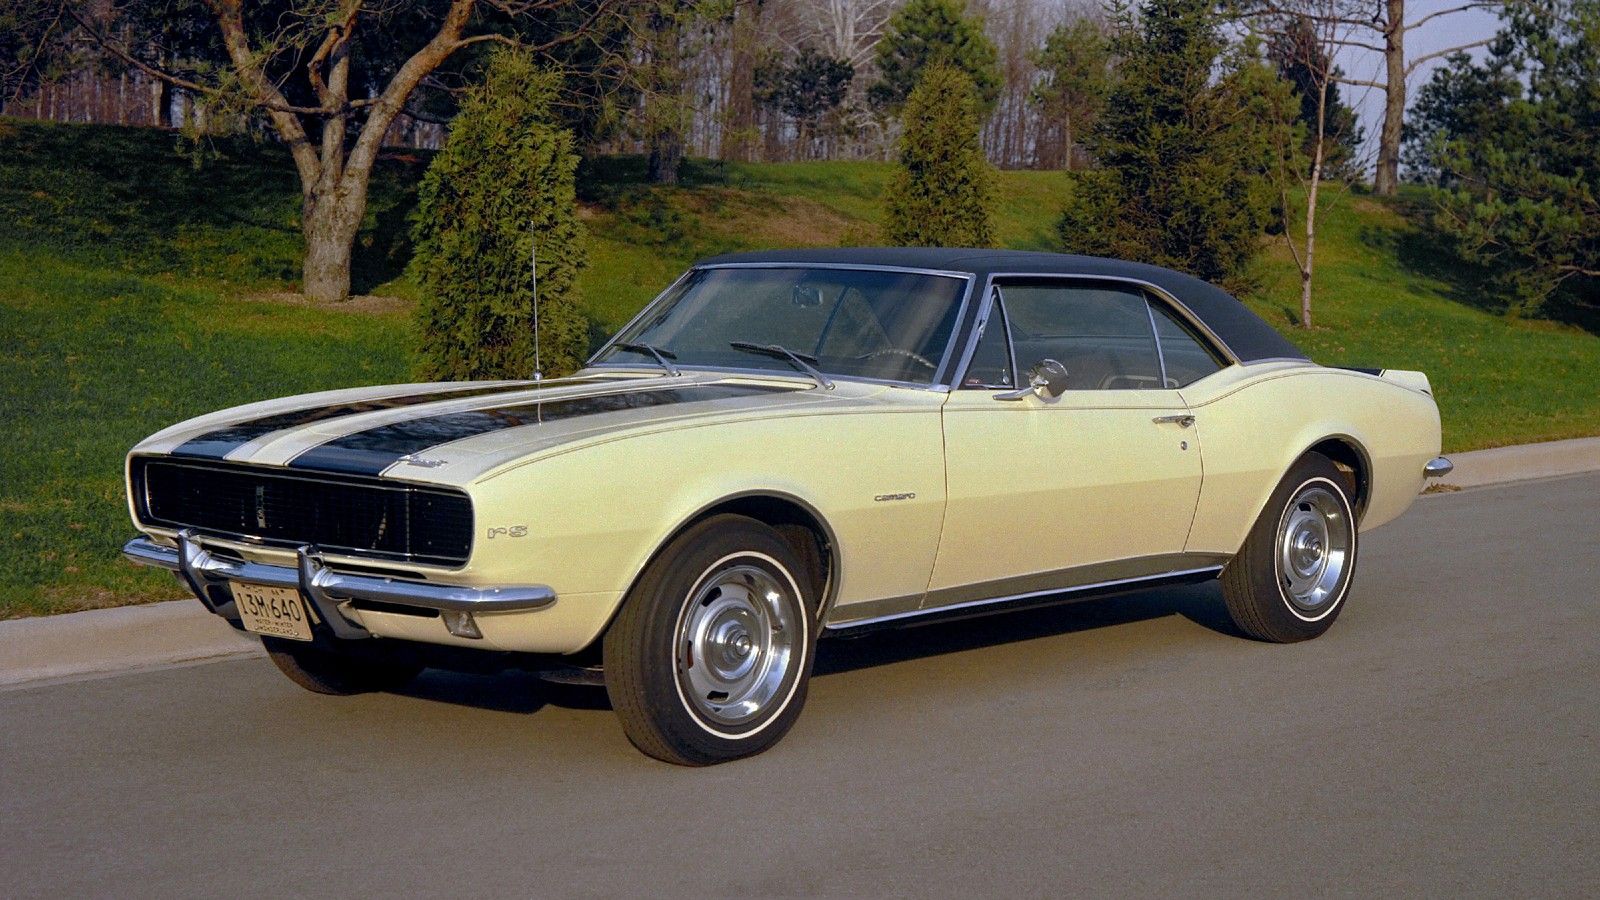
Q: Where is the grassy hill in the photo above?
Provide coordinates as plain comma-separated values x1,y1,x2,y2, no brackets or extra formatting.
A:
2,117,1597,617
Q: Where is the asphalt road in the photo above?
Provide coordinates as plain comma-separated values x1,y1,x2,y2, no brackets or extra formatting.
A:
3,475,1597,898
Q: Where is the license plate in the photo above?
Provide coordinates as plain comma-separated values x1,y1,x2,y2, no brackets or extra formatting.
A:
232,581,314,642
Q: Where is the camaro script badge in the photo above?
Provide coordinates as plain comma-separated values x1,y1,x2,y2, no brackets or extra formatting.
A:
874,492,916,502
398,454,447,468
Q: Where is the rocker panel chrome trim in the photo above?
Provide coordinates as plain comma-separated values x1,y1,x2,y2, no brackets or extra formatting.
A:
824,554,1229,635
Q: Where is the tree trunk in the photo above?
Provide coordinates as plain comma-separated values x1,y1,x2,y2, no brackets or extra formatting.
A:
1374,0,1406,196
722,0,758,163
1301,157,1321,328
1301,65,1331,329
301,189,365,303
648,137,682,185
151,72,173,127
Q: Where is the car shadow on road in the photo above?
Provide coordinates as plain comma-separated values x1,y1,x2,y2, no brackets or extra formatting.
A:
392,669,611,714
385,581,1244,715
815,580,1242,676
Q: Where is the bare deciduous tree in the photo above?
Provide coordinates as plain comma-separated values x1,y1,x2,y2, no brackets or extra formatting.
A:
1281,7,1355,327
66,0,610,302
1239,0,1501,195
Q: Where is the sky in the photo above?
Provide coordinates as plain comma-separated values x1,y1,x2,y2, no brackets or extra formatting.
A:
1330,0,1505,169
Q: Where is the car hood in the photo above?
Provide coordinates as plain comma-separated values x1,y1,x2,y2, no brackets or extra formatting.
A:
131,370,911,487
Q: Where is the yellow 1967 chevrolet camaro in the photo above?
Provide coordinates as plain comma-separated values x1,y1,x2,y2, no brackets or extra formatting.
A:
123,249,1449,765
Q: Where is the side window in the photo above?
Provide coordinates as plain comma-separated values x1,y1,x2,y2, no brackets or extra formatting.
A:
1149,300,1227,387
960,292,1014,388
1001,282,1162,390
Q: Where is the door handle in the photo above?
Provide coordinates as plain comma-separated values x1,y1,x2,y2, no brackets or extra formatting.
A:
1153,414,1195,428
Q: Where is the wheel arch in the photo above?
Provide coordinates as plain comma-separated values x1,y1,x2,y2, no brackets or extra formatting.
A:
1299,433,1372,522
612,490,842,633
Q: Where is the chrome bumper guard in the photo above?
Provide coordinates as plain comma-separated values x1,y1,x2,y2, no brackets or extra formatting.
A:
123,529,556,640
1423,456,1454,478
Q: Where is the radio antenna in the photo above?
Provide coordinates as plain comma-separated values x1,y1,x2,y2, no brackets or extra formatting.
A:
530,219,542,383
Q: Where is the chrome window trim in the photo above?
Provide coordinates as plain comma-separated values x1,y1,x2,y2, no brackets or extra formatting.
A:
587,267,697,368
998,285,1020,388
586,263,978,393
956,285,1019,390
1144,294,1171,388
949,272,1242,390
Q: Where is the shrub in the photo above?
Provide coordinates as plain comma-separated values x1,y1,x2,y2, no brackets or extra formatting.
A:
413,49,588,380
883,65,996,248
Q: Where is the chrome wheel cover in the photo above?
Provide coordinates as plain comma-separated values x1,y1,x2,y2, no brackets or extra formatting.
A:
674,561,799,729
1276,482,1352,616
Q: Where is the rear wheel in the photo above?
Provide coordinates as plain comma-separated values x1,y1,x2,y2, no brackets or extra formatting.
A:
1220,453,1358,643
263,637,423,695
603,515,817,766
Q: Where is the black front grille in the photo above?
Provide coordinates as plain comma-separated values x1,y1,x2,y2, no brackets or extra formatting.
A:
132,457,473,566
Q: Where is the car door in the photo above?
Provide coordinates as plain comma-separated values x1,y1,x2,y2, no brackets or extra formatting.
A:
927,278,1217,607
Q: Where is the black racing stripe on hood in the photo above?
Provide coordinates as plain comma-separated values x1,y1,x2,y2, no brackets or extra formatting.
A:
169,383,534,460
286,384,799,477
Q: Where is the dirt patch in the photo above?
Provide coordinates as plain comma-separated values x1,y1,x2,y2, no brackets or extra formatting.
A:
686,188,859,247
241,291,413,314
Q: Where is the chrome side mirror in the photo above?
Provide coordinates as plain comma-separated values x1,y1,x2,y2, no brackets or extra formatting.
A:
995,359,1070,401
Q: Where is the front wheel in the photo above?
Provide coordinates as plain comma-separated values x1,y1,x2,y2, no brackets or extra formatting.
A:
1220,453,1359,643
603,515,817,766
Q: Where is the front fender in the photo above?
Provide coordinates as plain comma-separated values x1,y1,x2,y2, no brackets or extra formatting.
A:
463,409,947,653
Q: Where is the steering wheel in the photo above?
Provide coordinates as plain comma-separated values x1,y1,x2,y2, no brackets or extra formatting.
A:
857,347,936,371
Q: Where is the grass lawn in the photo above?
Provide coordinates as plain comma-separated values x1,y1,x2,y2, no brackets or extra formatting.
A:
2,117,1597,617
1243,187,1600,451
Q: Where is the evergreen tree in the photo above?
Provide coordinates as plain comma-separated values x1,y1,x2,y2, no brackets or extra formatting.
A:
883,65,996,247
755,46,855,150
869,0,1000,113
1406,0,1598,316
413,50,588,381
1030,17,1113,170
1058,0,1294,289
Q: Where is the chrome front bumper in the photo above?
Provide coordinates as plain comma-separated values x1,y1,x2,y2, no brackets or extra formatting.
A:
124,530,556,640
1423,456,1454,478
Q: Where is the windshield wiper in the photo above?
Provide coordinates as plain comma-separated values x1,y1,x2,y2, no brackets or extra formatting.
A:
612,341,681,377
729,341,834,390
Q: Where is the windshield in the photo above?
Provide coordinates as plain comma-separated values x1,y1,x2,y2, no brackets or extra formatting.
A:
595,266,969,385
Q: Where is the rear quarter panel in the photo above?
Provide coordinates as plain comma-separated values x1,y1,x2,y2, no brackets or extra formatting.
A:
1181,364,1441,557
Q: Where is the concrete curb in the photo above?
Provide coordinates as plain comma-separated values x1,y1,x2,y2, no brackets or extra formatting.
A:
3,436,1597,690
0,598,262,690
1430,436,1600,490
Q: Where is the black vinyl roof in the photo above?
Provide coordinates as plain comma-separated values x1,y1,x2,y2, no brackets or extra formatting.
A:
696,248,1307,363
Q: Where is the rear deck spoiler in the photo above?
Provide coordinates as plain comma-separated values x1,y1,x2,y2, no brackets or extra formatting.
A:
1332,366,1433,395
